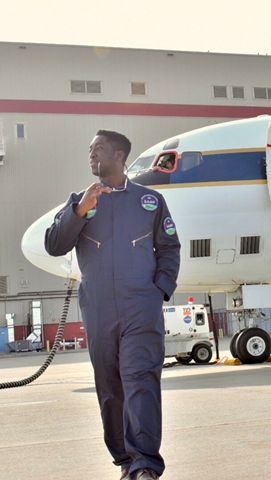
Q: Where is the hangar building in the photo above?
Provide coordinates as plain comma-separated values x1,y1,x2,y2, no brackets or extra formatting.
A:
1,41,271,350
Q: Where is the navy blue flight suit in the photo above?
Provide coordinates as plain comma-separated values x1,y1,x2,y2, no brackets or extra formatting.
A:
45,178,180,477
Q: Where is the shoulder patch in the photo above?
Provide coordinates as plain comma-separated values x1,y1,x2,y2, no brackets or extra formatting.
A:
163,217,176,235
86,208,97,219
55,211,64,225
141,194,158,211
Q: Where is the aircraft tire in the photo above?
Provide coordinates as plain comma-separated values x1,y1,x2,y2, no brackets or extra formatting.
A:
229,329,247,358
192,344,212,364
236,327,271,364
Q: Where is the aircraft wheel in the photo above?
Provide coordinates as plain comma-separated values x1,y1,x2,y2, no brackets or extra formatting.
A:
236,328,271,364
192,344,212,364
229,329,247,358
175,355,192,364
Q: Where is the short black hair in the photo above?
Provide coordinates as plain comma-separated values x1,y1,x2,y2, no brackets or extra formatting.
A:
96,130,132,163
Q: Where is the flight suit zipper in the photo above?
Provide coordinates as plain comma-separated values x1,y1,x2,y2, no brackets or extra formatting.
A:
81,232,101,248
132,231,152,247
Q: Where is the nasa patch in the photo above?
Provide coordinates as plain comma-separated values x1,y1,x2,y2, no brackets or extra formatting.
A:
163,217,176,235
86,208,97,219
184,315,192,324
141,194,158,211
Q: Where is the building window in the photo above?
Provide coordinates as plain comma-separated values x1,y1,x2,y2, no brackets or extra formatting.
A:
70,80,86,93
70,80,102,94
86,81,102,94
15,123,26,139
232,86,245,99
213,85,228,98
253,87,271,100
130,82,147,96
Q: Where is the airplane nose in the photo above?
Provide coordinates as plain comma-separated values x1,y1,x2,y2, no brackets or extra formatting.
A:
21,207,74,279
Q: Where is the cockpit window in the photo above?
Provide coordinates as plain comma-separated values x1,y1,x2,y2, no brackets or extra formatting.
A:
180,152,203,171
128,155,156,174
153,152,177,172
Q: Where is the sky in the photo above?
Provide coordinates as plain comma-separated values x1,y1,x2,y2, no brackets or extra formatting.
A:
0,0,271,56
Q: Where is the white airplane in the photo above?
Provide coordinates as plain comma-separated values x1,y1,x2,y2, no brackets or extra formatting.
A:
22,115,271,363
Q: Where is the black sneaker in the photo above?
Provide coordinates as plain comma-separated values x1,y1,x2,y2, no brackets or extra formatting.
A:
120,467,131,479
135,470,159,479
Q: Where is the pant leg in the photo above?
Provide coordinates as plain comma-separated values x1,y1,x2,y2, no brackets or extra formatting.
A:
80,277,132,468
118,279,165,476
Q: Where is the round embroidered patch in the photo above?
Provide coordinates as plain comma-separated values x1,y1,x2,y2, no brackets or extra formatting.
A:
86,208,97,219
141,194,158,211
55,211,64,225
163,217,176,235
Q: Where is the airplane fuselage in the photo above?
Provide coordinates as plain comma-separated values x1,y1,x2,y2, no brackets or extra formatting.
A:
22,116,271,294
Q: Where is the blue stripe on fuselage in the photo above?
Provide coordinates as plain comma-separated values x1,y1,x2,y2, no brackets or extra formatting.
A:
170,151,266,184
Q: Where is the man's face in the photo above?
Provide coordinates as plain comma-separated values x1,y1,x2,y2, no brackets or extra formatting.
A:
89,135,118,177
166,160,173,170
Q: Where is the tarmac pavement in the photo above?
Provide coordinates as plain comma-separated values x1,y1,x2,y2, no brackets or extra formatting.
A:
1,338,271,480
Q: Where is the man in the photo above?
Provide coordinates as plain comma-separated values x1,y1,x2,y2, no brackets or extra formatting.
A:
153,157,174,171
45,131,180,479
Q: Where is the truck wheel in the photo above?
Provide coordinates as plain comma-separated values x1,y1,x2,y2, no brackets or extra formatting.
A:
192,344,212,364
175,356,192,364
236,328,271,364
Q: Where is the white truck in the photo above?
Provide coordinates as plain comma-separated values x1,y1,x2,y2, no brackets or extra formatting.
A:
164,298,214,364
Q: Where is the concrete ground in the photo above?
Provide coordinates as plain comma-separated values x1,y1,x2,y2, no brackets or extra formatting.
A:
1,338,271,480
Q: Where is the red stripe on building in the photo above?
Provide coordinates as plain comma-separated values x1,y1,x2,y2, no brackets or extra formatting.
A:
1,99,271,118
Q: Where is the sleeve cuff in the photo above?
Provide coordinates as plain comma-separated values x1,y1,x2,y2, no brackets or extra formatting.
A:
155,276,177,302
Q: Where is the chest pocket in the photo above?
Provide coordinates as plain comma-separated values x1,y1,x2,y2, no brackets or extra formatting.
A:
130,229,156,271
131,231,152,247
77,232,102,271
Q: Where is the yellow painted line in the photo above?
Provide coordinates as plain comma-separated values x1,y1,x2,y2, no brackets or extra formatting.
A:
151,180,267,189
175,148,266,159
201,147,266,156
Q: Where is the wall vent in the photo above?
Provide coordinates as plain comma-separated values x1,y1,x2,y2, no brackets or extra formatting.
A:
0,276,8,295
131,82,146,95
190,239,211,258
213,86,227,98
240,236,260,255
254,87,267,99
86,81,102,94
232,86,245,99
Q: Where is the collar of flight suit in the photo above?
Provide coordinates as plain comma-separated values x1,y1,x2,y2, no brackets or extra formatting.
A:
102,176,132,192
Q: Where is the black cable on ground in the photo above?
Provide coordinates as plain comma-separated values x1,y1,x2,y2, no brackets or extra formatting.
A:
163,360,217,368
0,280,76,390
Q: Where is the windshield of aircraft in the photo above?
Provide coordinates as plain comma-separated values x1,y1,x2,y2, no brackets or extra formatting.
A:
128,155,156,174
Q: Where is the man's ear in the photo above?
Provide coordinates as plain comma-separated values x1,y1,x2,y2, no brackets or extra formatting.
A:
115,150,125,164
